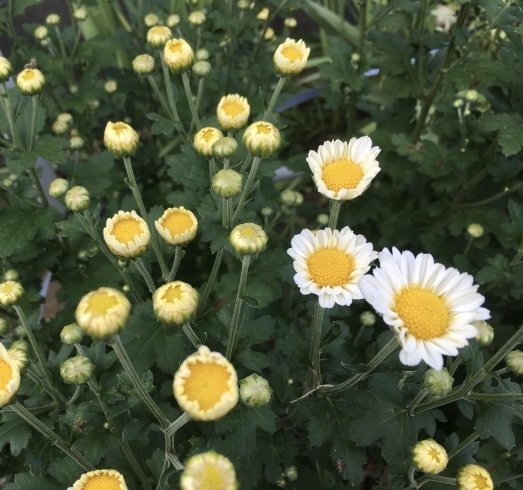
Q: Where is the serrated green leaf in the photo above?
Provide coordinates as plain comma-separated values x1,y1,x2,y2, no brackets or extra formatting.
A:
3,473,61,490
0,414,32,456
72,429,120,465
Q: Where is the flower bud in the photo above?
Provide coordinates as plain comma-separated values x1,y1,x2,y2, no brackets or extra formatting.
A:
122,285,130,293
153,281,199,326
188,11,206,26
164,39,194,73
60,323,84,345
217,94,250,132
65,186,90,212
0,57,13,83
229,223,268,257
213,137,238,159
146,26,172,49
88,99,99,111
257,7,269,20
192,60,211,78
423,367,453,398
506,350,523,376
274,38,310,77
237,0,249,9
103,210,151,259
212,169,243,198
132,54,155,76
240,373,272,408
0,317,8,335
69,84,78,94
46,13,60,25
15,325,25,338
457,465,493,490
411,439,448,474
52,120,68,135
73,8,87,21
284,466,298,481
264,27,275,41
196,48,210,61
144,13,159,27
194,127,224,158
34,26,48,40
261,207,273,217
104,80,117,93
104,121,139,158
10,340,28,352
181,452,238,490
465,90,478,102
155,207,198,246
284,17,297,28
0,343,20,407
57,112,73,125
17,68,46,95
0,281,24,307
275,477,286,488
7,347,28,373
49,178,69,198
60,355,94,385
4,270,19,282
467,223,484,238
473,320,494,346
280,190,302,207
167,14,180,27
70,136,84,150
360,311,376,327
242,121,280,158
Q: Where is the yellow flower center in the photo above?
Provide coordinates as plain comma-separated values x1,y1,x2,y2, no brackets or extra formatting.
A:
0,360,13,392
395,288,449,340
255,123,272,135
112,122,128,134
162,284,183,303
183,360,231,410
22,70,35,81
428,448,441,463
239,226,257,238
162,213,193,237
0,283,13,294
222,103,245,117
86,292,119,315
151,26,166,36
322,159,363,192
281,46,302,62
111,218,143,244
201,464,225,489
83,474,121,490
473,473,489,490
201,129,218,143
169,41,183,54
307,249,355,287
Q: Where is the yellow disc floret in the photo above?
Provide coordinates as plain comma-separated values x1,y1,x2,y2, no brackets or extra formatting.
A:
155,207,198,246
86,292,119,315
0,361,13,392
183,361,231,410
281,47,302,62
111,219,143,244
163,213,193,238
222,103,245,117
322,160,364,193
68,469,128,490
307,249,355,287
83,474,121,490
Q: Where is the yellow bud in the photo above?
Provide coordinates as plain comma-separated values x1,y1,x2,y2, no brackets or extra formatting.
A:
284,17,297,28
104,80,117,93
167,14,180,27
257,7,269,20
0,57,13,83
73,8,87,21
103,210,151,259
188,11,206,26
0,281,25,307
229,223,268,257
411,439,448,474
164,39,194,73
146,26,172,49
144,13,159,27
194,127,224,158
46,13,60,25
0,343,20,408
181,452,237,490
17,68,46,95
274,38,310,76
34,26,48,40
104,121,139,158
153,281,199,326
217,94,250,132
242,121,280,158
456,465,493,490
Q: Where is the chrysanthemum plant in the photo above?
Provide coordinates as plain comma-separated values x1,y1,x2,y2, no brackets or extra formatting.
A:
1,1,523,489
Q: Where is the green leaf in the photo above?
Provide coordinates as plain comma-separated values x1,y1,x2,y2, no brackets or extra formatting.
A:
480,114,523,157
47,457,84,484
56,214,89,240
147,113,176,138
72,429,120,465
3,473,61,490
0,414,32,456
235,349,270,371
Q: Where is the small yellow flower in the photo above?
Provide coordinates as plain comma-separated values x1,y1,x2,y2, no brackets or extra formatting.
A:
229,223,268,257
264,27,275,41
61,323,84,345
46,13,60,25
467,223,484,238
164,39,194,73
155,207,198,246
456,465,493,490
104,121,139,158
132,54,155,75
212,169,243,198
188,11,206,26
240,373,272,408
257,7,269,20
144,13,159,27
73,8,87,21
103,210,151,259
411,439,448,474
65,186,90,212
242,121,280,158
194,127,224,157
75,287,131,340
104,80,117,93
217,94,250,132
153,281,199,326
17,68,46,95
0,343,20,408
68,469,128,490
274,38,310,76
506,350,523,375
49,178,69,198
167,14,180,27
284,17,297,28
60,355,94,385
34,26,48,40
181,451,238,490
473,320,494,346
146,26,172,49
0,57,13,83
0,281,25,307
173,346,238,420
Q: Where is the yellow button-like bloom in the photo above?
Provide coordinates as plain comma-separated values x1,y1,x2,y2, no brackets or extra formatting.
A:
164,39,194,73
0,57,13,83
411,439,448,474
194,127,224,158
174,346,238,420
217,94,250,132
46,13,60,25
167,14,180,27
75,287,131,340
181,451,238,490
153,281,199,326
146,26,172,49
257,7,269,20
188,10,206,26
274,38,310,76
456,464,493,490
104,80,117,93
65,186,90,212
155,207,198,246
16,68,46,95
132,54,155,75
68,469,128,490
0,281,25,307
229,223,268,257
0,343,20,408
103,210,151,259
73,8,87,21
104,121,139,158
242,121,280,158
144,13,159,27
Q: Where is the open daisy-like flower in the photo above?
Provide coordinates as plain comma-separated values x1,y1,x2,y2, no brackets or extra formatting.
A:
217,94,250,132
307,137,380,201
103,210,150,259
288,227,377,309
456,464,493,490
153,281,199,326
359,248,490,370
155,207,198,246
0,343,20,408
68,469,128,490
181,451,237,490
174,346,238,420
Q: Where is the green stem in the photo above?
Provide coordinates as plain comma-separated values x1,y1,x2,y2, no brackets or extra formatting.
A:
160,55,182,124
448,431,479,460
195,77,204,112
407,388,429,416
309,301,325,387
110,335,170,429
65,385,82,406
232,156,260,225
112,0,133,31
182,324,201,348
463,182,523,208
209,157,217,181
11,402,95,471
448,355,462,376
468,392,523,401
147,74,175,121
28,168,50,208
167,246,182,282
263,77,286,120
181,72,202,130
328,200,342,229
196,248,225,316
227,198,233,229
53,26,67,58
71,25,83,58
165,411,191,437
226,255,251,360
26,367,66,406
28,95,38,152
416,475,456,487
135,258,157,293
1,82,22,149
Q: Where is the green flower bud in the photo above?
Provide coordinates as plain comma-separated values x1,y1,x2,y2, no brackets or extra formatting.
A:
212,137,238,159
8,347,28,373
360,311,376,327
60,355,94,384
317,214,329,226
88,99,99,111
0,281,25,307
239,373,272,408
144,13,159,27
60,323,84,345
73,8,87,21
188,11,206,26
506,350,523,376
166,14,180,27
65,186,90,212
195,48,210,61
280,190,303,207
0,317,8,335
192,60,211,78
70,136,84,150
211,169,243,198
49,178,69,198
132,54,155,75
10,340,28,352
423,368,453,399
229,223,268,257
104,80,117,93
46,13,60,25
467,223,484,238
261,207,273,217
465,90,478,102
237,0,249,9
15,325,26,338
284,466,298,481
34,26,48,40
242,121,280,158
473,320,494,346
3,270,19,282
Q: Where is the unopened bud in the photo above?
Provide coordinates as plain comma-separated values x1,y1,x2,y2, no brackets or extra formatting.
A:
195,49,210,61
506,350,523,376
60,323,84,345
0,281,24,306
15,325,26,338
280,190,303,207
4,270,19,282
60,355,94,384
317,214,329,226
240,373,272,408
423,368,453,398
49,178,69,197
46,13,60,25
465,90,478,102
10,340,28,352
144,13,159,27
261,207,273,217
132,54,155,75
229,223,268,257
284,466,298,481
473,321,494,346
34,26,48,40
360,311,376,327
188,11,206,26
192,60,211,78
467,223,484,238
0,317,8,335
73,8,87,21
212,169,243,198
166,14,180,27
70,136,84,150
104,80,117,93
65,186,90,212
8,347,28,373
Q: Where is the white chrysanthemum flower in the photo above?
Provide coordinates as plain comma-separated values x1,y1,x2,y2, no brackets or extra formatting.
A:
146,26,172,49
153,281,199,326
164,39,194,73
456,465,493,490
155,207,198,246
103,210,151,259
288,227,377,309
307,137,381,201
359,247,490,370
181,451,237,490
68,469,128,490
0,343,20,408
411,439,448,474
16,68,46,95
274,38,310,76
217,94,250,132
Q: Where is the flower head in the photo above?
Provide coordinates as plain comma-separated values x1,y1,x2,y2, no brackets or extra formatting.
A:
49,178,69,198
58,112,73,124
274,38,310,76
133,54,155,75
68,469,128,490
194,127,224,158
144,13,159,27
229,223,268,257
3,270,18,282
53,120,68,135
0,57,13,83
456,465,493,490
173,346,238,420
360,311,376,327
212,169,242,198
242,121,280,158
61,323,84,345
104,121,139,158
288,227,377,309
264,27,275,41
506,350,523,376
189,11,206,26
155,207,198,246
217,94,250,132
146,26,172,49
153,281,199,326
284,17,297,28
46,13,60,25
196,49,210,61
104,80,117,93
280,189,303,207
359,248,490,370
0,281,25,307
411,439,448,474
70,136,84,150
240,374,272,408
65,186,90,212
76,287,131,340
181,451,237,490
473,320,494,346
467,223,484,238
0,343,20,408
73,8,87,21
60,355,94,385
167,14,180,27
34,26,48,40
213,137,238,159
307,137,380,201
423,368,453,398
103,210,151,259
7,346,28,373
257,7,269,20
17,68,46,95
192,60,211,78
164,39,194,73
